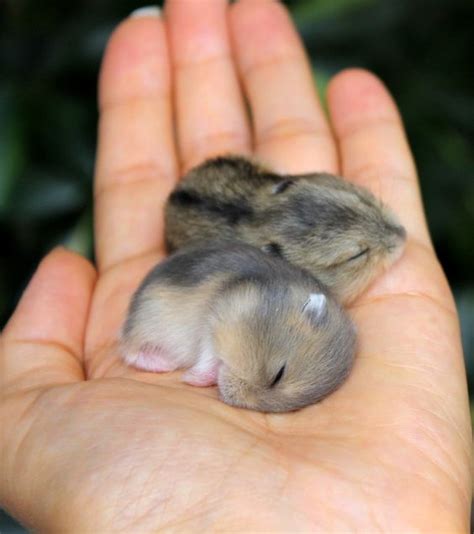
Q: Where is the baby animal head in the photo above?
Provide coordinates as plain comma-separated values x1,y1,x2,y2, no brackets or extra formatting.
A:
210,281,356,412
255,174,406,303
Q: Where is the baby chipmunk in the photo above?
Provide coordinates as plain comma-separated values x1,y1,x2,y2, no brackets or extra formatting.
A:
121,242,356,413
165,156,406,304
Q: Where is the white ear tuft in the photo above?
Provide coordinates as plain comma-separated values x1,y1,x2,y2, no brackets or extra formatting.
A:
302,293,327,322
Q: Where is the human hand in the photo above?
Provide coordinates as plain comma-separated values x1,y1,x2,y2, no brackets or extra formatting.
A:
1,1,471,530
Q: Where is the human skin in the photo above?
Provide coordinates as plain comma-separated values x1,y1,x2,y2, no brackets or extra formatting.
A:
0,0,471,531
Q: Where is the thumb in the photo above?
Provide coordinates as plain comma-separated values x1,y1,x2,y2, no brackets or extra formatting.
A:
1,247,96,393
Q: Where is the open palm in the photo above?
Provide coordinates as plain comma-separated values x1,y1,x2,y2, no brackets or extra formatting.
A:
1,1,471,531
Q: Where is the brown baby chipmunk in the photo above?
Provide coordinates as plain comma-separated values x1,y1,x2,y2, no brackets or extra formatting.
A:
165,156,406,304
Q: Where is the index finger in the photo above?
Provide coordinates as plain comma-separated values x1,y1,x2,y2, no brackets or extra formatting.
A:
95,12,178,273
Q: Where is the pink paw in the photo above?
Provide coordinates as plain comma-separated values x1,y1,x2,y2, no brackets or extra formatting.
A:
124,345,177,373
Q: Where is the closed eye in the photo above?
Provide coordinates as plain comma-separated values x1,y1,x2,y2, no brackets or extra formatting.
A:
270,365,286,387
347,248,369,262
272,180,295,194
262,242,283,257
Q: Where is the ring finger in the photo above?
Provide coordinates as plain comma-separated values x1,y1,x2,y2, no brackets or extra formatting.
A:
230,0,338,175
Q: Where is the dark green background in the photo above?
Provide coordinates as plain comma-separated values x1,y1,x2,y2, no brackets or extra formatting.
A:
1,0,473,531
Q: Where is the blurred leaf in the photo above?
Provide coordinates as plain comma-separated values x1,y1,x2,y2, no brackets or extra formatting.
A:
0,86,25,213
456,288,474,373
62,207,93,258
312,65,331,111
289,0,376,25
0,509,28,533
9,171,85,220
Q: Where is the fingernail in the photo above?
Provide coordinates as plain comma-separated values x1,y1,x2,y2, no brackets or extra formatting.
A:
130,6,162,18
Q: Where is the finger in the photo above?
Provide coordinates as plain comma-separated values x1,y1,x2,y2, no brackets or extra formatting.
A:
166,0,251,172
95,13,178,272
1,248,96,393
230,0,337,174
327,69,431,246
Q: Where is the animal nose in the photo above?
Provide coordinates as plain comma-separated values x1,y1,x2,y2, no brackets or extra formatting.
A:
394,224,406,240
386,223,406,242
386,225,407,255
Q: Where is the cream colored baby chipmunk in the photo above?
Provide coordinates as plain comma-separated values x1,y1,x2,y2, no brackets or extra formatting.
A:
165,156,406,304
121,242,356,413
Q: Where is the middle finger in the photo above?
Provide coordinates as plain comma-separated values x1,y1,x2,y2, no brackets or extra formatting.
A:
166,0,251,173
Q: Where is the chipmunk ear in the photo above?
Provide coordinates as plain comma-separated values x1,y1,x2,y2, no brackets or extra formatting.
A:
302,293,327,324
